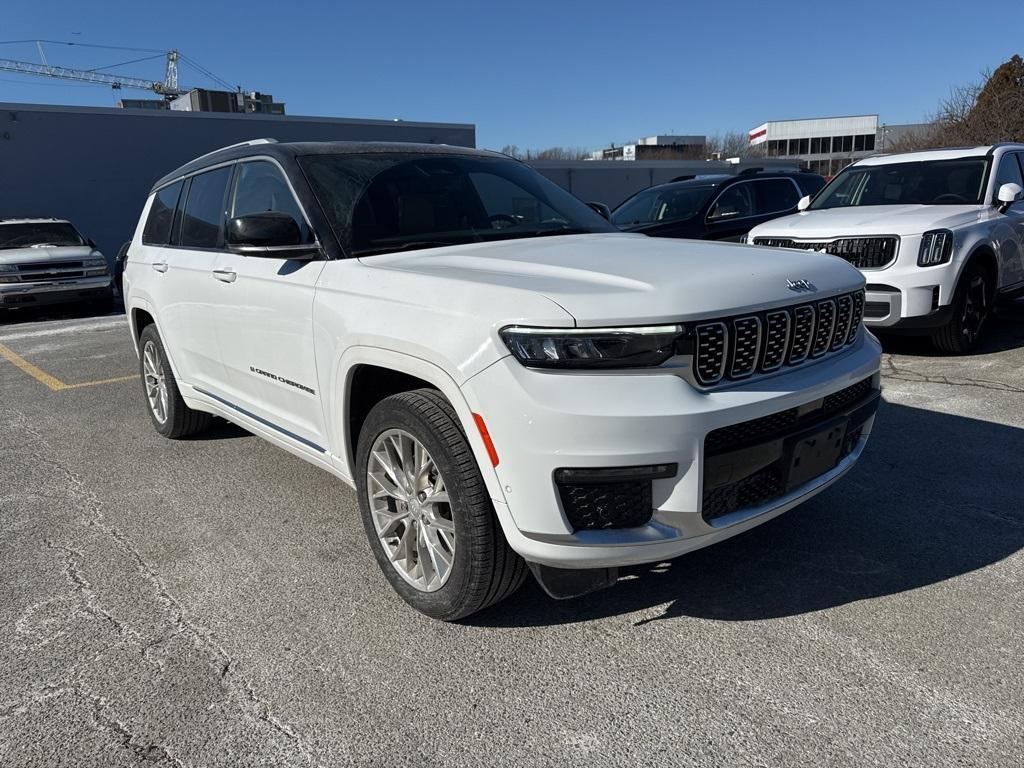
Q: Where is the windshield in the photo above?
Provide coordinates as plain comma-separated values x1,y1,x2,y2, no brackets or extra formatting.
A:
611,184,716,228
0,222,85,249
812,158,990,209
299,153,616,257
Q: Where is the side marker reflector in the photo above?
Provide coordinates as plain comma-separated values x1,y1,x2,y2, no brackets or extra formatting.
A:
472,412,499,467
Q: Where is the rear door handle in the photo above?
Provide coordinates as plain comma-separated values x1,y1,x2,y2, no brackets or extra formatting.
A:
152,261,168,273
212,268,237,283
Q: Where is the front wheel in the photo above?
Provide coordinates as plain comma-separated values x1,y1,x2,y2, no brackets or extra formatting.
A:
355,389,527,620
931,263,992,354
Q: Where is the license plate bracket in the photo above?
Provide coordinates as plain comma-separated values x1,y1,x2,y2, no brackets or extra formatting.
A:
785,419,847,491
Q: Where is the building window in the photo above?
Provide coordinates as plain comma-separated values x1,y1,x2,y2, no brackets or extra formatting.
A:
841,136,854,152
864,134,875,151
855,135,865,152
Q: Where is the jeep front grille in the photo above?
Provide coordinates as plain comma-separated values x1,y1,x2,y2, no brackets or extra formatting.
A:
691,290,865,387
752,236,898,270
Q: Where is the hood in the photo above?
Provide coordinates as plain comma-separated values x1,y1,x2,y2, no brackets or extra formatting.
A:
749,204,987,239
360,233,864,326
0,245,99,266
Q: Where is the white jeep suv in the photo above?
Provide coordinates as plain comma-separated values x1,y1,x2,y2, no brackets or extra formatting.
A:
748,144,1024,352
123,140,882,620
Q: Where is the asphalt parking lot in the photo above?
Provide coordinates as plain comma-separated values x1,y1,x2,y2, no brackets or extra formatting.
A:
1,303,1023,768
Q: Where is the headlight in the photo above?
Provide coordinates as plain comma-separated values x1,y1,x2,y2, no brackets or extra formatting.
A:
83,257,107,268
0,264,16,273
918,230,953,266
500,325,684,369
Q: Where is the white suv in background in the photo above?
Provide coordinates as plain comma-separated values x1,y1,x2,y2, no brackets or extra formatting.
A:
749,144,1024,352
124,140,881,620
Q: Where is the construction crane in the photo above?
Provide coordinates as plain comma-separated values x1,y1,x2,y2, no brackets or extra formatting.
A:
0,48,184,97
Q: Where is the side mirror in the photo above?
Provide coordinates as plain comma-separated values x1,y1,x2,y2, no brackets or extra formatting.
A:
797,195,812,212
587,201,612,220
87,237,97,249
226,212,318,258
996,182,1022,212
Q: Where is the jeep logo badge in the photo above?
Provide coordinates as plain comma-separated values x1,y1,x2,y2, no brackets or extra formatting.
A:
786,279,815,293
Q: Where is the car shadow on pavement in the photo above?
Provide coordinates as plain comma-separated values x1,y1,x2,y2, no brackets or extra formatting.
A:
180,417,252,441
877,298,1024,356
468,399,1024,628
0,298,124,325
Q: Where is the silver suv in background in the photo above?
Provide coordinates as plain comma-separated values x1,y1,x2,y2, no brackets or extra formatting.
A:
0,218,114,315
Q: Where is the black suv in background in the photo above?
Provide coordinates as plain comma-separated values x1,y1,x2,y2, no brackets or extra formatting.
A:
611,169,825,242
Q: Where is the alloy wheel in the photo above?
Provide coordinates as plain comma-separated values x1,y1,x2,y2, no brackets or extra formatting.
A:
142,340,169,424
961,274,989,345
366,429,456,592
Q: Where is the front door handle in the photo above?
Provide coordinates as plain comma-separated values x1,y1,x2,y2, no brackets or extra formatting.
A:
212,269,237,283
152,261,168,273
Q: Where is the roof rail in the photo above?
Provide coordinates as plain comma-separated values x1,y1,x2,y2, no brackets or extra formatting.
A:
738,167,764,175
189,137,278,164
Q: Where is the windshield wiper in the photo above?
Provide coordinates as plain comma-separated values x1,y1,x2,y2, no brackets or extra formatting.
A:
353,241,455,257
516,227,592,239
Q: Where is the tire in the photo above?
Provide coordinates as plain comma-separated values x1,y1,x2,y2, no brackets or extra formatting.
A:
931,262,993,354
355,388,527,621
138,324,211,439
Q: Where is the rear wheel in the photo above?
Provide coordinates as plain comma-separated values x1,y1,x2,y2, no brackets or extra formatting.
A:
932,263,993,354
138,324,211,438
355,389,527,620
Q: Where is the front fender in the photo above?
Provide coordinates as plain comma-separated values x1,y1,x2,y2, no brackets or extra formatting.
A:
325,346,507,506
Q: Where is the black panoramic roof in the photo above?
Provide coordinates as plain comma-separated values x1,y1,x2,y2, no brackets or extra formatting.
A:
150,140,502,193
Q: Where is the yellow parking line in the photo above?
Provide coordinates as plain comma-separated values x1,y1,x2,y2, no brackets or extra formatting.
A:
0,342,138,391
64,374,139,389
0,342,69,391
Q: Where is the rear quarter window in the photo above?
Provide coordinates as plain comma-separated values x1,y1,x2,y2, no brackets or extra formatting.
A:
142,181,184,246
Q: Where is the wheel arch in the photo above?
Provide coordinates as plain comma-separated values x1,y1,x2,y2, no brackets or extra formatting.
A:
334,347,506,505
954,243,999,299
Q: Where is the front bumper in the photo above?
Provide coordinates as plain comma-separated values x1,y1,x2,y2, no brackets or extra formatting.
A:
464,332,882,568
0,276,113,308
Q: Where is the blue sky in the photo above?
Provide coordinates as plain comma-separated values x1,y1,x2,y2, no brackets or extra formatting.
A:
3,0,1022,151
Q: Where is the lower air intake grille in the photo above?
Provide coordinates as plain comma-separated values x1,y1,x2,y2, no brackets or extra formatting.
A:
557,480,653,530
702,377,877,521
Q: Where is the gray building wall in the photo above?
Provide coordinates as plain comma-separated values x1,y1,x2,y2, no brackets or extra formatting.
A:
0,102,475,259
529,159,804,208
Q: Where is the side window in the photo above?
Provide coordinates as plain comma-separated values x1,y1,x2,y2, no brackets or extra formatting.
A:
754,179,801,215
993,153,1024,200
179,166,232,249
231,161,313,242
708,183,755,220
142,181,183,246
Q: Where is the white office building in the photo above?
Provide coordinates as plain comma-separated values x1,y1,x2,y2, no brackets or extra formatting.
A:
748,115,927,176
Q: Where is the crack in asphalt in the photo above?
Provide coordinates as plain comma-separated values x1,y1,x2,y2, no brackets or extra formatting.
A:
5,407,322,767
44,539,138,642
882,355,1024,393
0,684,187,766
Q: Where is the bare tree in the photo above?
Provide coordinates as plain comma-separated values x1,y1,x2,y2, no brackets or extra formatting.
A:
498,145,591,160
886,54,1024,152
706,131,754,159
